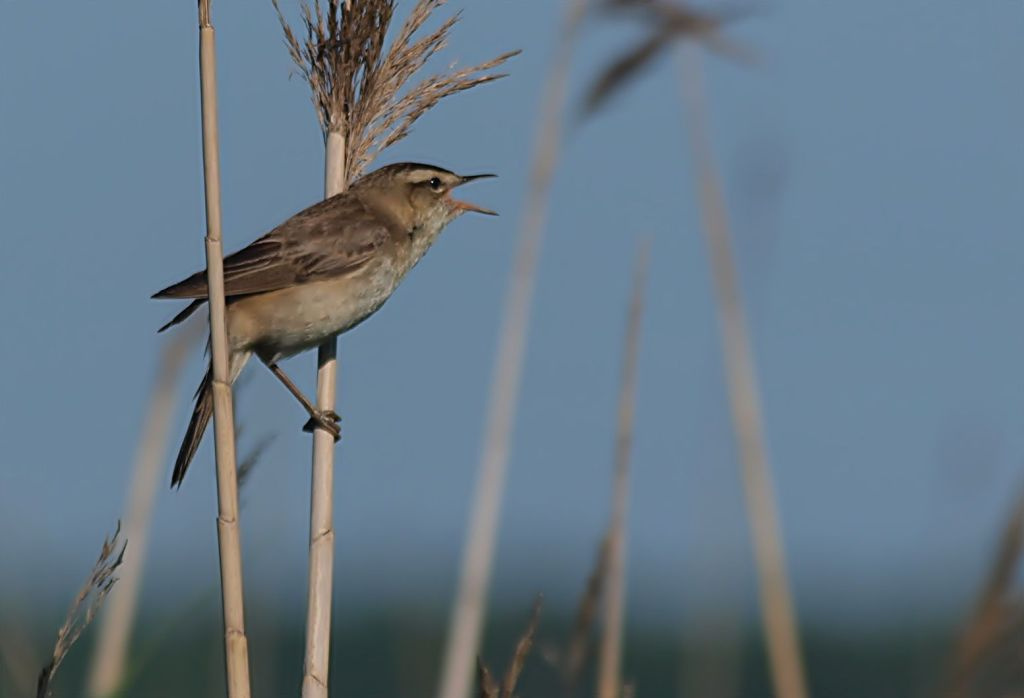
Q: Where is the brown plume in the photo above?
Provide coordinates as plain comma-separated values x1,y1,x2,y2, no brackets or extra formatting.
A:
273,0,519,182
37,523,126,698
477,596,543,698
583,0,753,115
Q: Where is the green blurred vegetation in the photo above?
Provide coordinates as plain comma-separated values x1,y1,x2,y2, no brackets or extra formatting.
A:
8,606,955,698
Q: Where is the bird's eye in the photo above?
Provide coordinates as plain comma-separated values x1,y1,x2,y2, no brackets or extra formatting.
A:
428,177,443,192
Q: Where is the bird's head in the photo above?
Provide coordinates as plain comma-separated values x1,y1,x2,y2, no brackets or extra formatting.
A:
355,162,497,230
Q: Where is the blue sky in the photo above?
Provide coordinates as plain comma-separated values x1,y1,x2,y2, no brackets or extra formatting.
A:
1,0,1022,631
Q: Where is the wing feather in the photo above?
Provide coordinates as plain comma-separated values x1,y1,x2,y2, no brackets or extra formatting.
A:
153,194,392,301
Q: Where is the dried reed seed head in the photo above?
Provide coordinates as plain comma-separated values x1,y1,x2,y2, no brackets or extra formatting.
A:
561,534,610,690
477,658,500,698
583,0,753,115
36,522,126,698
274,0,519,183
947,485,1024,695
501,596,542,697
474,597,542,698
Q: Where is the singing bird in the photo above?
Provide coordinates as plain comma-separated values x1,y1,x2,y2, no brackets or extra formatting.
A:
155,162,496,486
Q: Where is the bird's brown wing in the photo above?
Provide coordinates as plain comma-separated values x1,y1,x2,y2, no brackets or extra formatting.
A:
153,195,392,300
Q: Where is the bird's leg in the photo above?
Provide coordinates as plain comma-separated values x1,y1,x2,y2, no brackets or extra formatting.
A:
263,361,341,441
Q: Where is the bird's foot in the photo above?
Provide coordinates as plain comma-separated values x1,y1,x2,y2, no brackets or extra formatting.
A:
302,410,341,441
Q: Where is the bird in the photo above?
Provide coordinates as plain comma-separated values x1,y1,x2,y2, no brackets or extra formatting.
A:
154,162,496,487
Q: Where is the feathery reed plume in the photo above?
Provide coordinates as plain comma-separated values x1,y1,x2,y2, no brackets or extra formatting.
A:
582,7,807,697
86,323,200,698
196,2,252,695
37,523,126,698
438,1,584,696
561,535,610,696
538,536,609,695
477,597,543,698
273,3,516,695
945,481,1024,698
582,0,751,117
597,240,650,698
273,0,518,184
676,46,808,698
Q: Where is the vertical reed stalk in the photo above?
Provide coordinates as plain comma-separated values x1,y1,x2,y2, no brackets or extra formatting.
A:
197,2,251,695
596,241,650,698
302,128,346,698
677,45,807,698
86,325,198,697
437,4,586,697
273,4,515,694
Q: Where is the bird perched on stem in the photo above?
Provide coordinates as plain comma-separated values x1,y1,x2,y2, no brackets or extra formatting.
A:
155,162,496,487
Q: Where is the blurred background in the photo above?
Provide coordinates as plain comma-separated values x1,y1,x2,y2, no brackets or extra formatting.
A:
1,1,1022,696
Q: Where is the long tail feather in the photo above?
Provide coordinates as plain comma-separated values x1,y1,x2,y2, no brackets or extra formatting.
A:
171,351,250,487
159,300,205,333
171,367,214,487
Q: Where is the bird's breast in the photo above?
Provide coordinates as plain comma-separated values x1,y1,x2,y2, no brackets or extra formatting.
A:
228,258,398,362
394,217,448,278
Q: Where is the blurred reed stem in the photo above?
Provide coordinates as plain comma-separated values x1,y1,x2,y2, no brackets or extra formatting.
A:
437,3,587,697
945,481,1024,698
676,45,808,698
597,240,650,698
86,323,199,697
197,2,252,695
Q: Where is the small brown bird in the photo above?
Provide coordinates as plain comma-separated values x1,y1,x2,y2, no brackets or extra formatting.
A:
155,162,496,486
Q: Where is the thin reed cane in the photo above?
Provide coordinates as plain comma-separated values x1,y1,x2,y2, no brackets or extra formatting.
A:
271,4,516,696
677,45,807,698
437,3,586,697
86,324,199,697
596,240,650,698
302,128,346,698
197,2,252,695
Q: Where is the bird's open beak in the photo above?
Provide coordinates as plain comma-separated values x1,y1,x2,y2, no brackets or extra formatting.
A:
450,173,498,216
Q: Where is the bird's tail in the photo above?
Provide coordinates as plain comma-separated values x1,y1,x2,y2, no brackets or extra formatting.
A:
158,299,205,333
171,350,250,488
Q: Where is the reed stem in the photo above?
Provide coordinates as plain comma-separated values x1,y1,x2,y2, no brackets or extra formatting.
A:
301,129,346,698
197,2,251,695
596,241,650,698
86,325,198,697
677,45,808,698
436,4,586,698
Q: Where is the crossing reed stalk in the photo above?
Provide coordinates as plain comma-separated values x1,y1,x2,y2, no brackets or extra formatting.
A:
437,3,586,697
596,241,649,698
677,45,808,698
